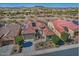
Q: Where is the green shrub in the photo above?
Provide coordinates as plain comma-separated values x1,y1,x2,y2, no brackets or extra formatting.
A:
15,36,24,45
61,32,69,42
51,35,61,45
46,35,63,45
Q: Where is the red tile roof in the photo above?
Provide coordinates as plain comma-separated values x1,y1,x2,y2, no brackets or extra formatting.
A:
36,20,54,36
43,26,54,36
24,21,35,34
26,25,35,34
36,20,45,28
53,19,79,33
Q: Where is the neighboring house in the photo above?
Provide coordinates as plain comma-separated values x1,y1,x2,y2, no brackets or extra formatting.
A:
0,24,20,46
52,19,78,41
35,20,64,45
53,19,78,32
22,21,35,40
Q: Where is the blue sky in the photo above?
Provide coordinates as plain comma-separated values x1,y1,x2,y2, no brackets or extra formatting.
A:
0,3,78,8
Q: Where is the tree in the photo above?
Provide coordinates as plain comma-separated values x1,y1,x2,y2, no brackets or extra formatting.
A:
15,36,24,45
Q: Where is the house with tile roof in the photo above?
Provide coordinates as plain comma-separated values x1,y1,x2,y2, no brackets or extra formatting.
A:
36,20,54,36
35,20,64,45
0,24,20,46
47,18,79,42
22,20,35,40
53,18,78,32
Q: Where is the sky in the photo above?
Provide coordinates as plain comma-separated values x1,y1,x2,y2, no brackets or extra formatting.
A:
0,3,78,8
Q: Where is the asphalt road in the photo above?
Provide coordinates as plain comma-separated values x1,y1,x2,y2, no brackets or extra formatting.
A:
37,47,79,56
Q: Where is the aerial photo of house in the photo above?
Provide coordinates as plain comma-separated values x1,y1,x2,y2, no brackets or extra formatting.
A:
0,3,79,56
